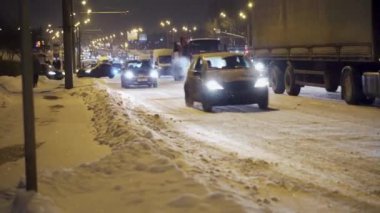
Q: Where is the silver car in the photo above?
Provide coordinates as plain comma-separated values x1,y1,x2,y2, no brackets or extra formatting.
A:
184,52,269,112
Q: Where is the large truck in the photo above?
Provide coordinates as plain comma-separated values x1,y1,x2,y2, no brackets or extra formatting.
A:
251,0,380,105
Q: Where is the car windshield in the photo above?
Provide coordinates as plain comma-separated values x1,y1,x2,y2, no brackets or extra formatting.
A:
126,60,152,69
158,56,172,64
205,55,251,70
112,63,122,69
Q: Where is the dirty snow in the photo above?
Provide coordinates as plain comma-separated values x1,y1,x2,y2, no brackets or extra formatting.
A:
1,75,379,212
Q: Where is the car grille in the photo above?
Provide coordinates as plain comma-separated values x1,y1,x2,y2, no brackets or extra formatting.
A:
223,81,253,92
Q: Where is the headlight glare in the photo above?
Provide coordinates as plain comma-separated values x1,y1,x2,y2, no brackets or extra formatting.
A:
206,80,224,91
85,69,91,74
150,70,159,78
254,62,266,73
48,71,55,76
255,77,269,88
124,71,134,79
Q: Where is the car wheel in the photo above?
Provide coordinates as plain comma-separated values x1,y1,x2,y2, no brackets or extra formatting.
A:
121,81,129,89
285,65,301,96
185,89,194,107
360,97,375,105
202,101,213,112
257,88,269,110
269,64,285,94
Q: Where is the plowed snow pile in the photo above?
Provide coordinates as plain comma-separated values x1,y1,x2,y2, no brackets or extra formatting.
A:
35,86,243,212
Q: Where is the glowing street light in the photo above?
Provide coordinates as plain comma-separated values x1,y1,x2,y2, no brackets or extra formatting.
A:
239,11,247,20
81,0,86,6
48,24,52,28
220,12,227,18
248,1,254,9
165,20,171,26
193,26,197,31
182,26,188,32
87,9,92,14
160,21,165,27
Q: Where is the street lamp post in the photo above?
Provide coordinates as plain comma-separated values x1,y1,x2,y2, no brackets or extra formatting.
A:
247,1,255,47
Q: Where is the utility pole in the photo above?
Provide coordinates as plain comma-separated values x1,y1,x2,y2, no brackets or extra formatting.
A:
62,0,74,89
20,0,38,191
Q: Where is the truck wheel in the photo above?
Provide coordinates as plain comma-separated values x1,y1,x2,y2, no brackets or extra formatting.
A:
341,66,362,105
324,71,339,92
269,64,285,94
285,65,301,96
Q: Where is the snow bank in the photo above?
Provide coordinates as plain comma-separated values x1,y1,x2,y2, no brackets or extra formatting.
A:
11,190,61,213
0,76,63,94
34,85,243,212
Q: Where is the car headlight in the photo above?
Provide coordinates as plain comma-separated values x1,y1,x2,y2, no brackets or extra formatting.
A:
254,77,269,88
206,80,224,91
62,72,65,76
150,70,159,78
85,69,91,74
112,68,119,75
124,71,134,79
48,71,56,76
254,62,266,73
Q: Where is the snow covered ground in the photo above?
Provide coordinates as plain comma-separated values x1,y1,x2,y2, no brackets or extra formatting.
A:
0,75,379,212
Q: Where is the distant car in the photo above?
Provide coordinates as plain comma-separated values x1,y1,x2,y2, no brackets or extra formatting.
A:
40,63,65,80
77,63,114,78
121,60,158,88
184,52,269,112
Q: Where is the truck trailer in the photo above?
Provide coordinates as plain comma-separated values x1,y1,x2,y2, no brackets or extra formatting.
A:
251,0,380,105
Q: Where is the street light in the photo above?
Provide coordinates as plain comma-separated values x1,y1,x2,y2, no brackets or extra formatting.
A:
87,9,92,14
220,12,227,18
81,0,86,6
248,2,254,9
239,11,247,19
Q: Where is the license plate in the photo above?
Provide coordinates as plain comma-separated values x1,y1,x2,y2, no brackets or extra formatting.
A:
137,77,147,82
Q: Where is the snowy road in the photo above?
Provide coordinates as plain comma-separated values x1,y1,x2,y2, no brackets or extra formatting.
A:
102,76,380,212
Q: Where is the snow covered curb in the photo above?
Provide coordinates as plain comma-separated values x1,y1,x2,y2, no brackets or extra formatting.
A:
28,83,244,212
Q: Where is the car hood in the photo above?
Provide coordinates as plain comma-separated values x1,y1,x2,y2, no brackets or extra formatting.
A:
204,68,258,83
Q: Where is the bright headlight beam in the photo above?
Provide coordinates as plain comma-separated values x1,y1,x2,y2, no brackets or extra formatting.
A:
255,77,269,88
124,71,134,79
150,70,159,78
206,80,224,91
48,71,55,76
254,62,266,73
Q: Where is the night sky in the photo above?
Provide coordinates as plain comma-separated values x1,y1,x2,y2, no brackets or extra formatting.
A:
0,0,216,33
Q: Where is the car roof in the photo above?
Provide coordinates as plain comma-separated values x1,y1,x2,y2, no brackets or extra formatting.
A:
192,52,244,58
189,38,220,42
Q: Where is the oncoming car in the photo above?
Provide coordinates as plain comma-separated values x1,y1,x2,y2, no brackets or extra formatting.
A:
184,52,269,112
77,63,115,78
121,60,159,88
